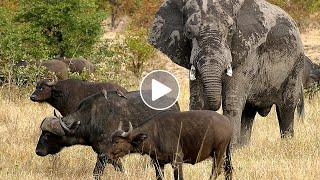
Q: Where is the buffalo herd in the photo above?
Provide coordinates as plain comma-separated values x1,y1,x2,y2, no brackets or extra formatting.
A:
32,78,233,179
31,54,320,180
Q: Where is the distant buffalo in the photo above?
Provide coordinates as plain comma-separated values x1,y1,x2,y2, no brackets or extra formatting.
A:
14,58,95,80
41,60,69,80
35,90,180,179
14,60,69,80
303,55,320,88
56,57,95,74
30,79,127,116
103,110,233,180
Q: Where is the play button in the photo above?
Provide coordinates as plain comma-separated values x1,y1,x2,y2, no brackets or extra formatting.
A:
140,70,180,110
152,79,172,101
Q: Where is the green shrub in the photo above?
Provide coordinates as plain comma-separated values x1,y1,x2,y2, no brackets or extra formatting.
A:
17,0,107,57
0,1,107,87
268,0,320,27
121,28,155,77
88,40,138,89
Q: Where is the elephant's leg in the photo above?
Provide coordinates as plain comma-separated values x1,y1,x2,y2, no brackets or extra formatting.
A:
276,104,295,138
276,55,304,138
240,104,257,146
189,74,210,110
222,60,257,146
222,81,251,147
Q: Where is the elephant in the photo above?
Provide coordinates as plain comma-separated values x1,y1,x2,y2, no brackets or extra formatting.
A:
149,0,305,146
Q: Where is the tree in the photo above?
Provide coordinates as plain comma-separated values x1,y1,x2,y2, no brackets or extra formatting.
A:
17,0,106,57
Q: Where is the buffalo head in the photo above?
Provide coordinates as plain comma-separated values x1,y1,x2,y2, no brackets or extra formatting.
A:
103,121,147,160
30,79,61,102
35,111,80,156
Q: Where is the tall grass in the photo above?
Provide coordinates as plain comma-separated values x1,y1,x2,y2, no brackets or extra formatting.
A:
0,76,319,180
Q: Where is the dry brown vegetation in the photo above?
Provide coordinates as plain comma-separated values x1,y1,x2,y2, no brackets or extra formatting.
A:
1,30,320,180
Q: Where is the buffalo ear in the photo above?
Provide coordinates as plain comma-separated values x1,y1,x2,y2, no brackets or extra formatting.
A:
131,133,148,147
149,1,190,69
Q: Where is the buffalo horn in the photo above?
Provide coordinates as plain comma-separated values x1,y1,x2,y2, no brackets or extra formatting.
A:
46,79,57,86
58,116,71,133
121,121,133,137
102,89,108,100
118,121,123,130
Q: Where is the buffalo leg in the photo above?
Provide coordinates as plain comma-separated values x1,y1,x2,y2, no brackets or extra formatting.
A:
152,159,164,180
172,155,184,180
209,152,218,180
93,154,107,179
224,143,233,180
93,154,123,179
240,104,257,146
209,147,225,180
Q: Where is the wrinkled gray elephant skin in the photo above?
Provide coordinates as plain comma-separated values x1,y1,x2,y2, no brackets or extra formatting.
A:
149,0,305,146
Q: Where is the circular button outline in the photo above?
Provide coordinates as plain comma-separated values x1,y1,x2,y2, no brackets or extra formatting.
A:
139,70,180,111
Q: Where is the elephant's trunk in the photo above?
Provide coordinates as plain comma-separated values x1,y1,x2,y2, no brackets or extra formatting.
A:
195,27,227,111
198,58,223,111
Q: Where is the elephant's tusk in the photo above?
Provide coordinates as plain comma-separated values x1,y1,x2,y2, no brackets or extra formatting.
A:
190,65,197,81
226,64,233,77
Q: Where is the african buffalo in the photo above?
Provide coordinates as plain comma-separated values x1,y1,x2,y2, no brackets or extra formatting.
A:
57,57,95,74
30,79,127,116
41,60,69,80
13,60,69,80
303,55,320,88
35,90,180,179
104,111,233,180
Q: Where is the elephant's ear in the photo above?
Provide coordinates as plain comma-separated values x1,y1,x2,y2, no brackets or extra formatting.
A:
149,0,191,69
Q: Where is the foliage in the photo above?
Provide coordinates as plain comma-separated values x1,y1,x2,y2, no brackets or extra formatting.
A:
121,28,155,77
87,38,141,88
268,0,320,27
0,0,107,87
105,0,162,28
0,6,50,86
17,0,107,57
13,63,55,87
304,82,320,99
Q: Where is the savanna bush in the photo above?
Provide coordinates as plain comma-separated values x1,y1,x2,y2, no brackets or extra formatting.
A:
87,31,154,89
268,0,320,27
17,0,107,57
0,0,107,87
105,0,162,28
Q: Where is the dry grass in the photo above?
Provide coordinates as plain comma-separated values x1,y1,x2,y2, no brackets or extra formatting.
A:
0,80,320,180
1,29,320,180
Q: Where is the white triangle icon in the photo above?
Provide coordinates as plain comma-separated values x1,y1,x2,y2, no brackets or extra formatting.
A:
152,79,172,101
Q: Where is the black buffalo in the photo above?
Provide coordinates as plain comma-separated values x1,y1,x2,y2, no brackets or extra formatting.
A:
30,79,127,116
103,111,233,180
56,57,95,74
35,90,180,179
303,55,320,88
